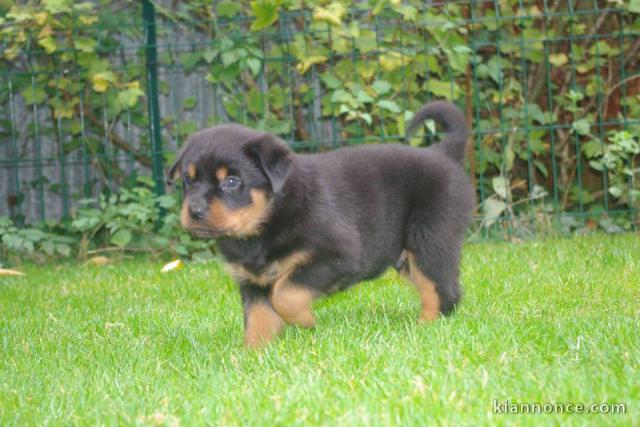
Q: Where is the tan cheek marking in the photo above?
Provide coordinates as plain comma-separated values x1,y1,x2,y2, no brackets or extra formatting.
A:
402,251,441,322
187,163,197,179
244,302,286,348
180,203,190,228
208,189,271,237
216,166,228,181
225,251,311,288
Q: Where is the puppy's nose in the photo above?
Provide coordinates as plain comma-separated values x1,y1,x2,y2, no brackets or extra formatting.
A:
189,205,206,221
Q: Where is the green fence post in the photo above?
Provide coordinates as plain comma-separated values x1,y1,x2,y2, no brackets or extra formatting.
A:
143,0,165,197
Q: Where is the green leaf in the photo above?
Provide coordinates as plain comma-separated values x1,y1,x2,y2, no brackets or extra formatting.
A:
117,87,144,108
43,0,72,14
183,96,197,110
110,229,132,248
296,55,327,74
356,90,373,104
321,74,342,90
175,244,190,257
38,36,57,54
424,79,462,100
156,195,177,209
534,160,548,178
176,121,199,137
217,1,241,18
354,31,377,54
589,160,604,171
482,198,506,227
372,80,392,96
246,57,262,76
203,49,218,63
312,3,345,26
330,89,353,104
572,119,590,136
56,243,71,257
377,100,401,113
192,250,214,261
73,2,94,11
181,51,202,70
630,0,640,13
221,50,240,67
446,48,470,74
251,0,280,31
21,86,47,105
548,53,568,66
74,37,96,53
425,119,436,135
492,176,509,199
92,71,115,93
608,186,622,198
582,140,602,158
396,5,417,21
20,229,46,242
41,240,55,256
72,213,101,231
379,52,409,72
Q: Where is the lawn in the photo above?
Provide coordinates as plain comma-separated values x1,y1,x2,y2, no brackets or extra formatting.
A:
1,234,638,426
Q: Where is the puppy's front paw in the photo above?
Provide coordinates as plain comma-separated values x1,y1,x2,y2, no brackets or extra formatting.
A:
244,302,286,348
271,285,316,328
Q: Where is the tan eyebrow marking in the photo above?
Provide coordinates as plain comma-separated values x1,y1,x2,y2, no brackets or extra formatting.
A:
216,166,228,181
187,163,197,179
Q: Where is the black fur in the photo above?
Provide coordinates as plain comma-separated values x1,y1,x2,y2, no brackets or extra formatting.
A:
168,101,475,343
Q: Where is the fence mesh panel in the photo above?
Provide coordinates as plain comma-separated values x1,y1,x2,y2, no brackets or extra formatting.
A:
1,1,638,239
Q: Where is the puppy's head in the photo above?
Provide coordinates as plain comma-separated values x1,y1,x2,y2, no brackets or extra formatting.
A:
166,124,293,239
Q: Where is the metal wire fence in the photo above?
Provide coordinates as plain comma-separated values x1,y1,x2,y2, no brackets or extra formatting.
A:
1,0,638,238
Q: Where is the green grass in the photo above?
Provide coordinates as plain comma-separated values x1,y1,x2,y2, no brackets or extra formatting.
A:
1,234,639,426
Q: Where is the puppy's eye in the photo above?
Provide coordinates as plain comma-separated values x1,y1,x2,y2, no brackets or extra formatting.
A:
220,175,241,191
183,174,193,186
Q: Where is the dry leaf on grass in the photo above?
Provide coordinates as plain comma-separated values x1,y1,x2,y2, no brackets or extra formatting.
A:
161,259,183,273
86,256,111,266
0,268,25,276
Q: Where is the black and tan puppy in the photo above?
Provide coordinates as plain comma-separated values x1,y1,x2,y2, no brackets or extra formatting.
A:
167,101,474,347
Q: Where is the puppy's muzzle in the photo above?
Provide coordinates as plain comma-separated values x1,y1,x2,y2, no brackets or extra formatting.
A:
188,202,206,221
182,201,223,238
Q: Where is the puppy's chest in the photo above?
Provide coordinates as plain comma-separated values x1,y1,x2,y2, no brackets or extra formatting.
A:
218,239,310,287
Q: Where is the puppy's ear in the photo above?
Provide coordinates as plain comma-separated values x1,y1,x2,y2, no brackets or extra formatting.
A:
165,144,189,186
165,158,181,186
244,134,293,193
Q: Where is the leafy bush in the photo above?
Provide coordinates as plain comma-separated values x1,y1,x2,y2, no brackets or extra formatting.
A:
0,177,213,264
0,217,74,259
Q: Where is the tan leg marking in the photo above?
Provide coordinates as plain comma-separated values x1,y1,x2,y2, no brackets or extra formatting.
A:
215,166,228,181
401,251,441,322
271,278,316,328
244,302,286,348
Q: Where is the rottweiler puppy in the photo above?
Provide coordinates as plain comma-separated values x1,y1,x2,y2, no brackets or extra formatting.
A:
167,101,475,347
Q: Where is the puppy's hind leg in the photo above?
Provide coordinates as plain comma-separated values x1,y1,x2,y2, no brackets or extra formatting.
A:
403,225,464,320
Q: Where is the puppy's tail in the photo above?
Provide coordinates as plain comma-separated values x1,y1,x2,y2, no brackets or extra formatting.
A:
405,101,468,162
